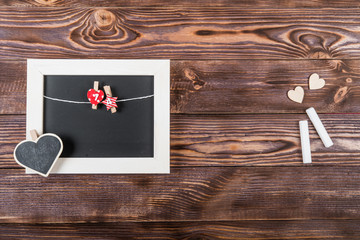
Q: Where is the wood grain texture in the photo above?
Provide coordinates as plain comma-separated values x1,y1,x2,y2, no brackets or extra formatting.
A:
1,220,360,239
0,167,359,223
1,0,360,8
0,61,26,114
171,60,360,113
0,3,359,237
2,114,360,168
171,114,360,166
0,115,24,168
0,8,359,59
2,59,360,114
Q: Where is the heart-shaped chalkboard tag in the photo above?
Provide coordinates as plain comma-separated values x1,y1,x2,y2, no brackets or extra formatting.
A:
14,133,63,177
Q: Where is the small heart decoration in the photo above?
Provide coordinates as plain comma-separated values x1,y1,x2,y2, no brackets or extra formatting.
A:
309,73,325,90
287,86,304,103
14,134,63,177
87,89,104,105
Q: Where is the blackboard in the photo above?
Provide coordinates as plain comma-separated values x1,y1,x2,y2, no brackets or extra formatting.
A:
43,75,154,158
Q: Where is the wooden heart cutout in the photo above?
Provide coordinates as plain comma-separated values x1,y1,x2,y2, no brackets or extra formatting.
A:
287,86,304,103
87,89,104,105
14,134,63,177
309,73,325,90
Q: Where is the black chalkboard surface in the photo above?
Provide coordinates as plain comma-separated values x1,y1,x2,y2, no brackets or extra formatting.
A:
43,75,154,158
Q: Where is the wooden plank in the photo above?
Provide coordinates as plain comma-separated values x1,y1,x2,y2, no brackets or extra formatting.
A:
171,60,360,113
0,115,25,168
171,114,360,166
1,220,360,239
2,59,360,114
0,167,359,223
0,61,26,114
1,0,360,8
0,8,359,60
2,113,360,168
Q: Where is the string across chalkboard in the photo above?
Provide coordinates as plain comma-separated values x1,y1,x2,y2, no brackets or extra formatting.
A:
43,94,154,104
44,80,154,113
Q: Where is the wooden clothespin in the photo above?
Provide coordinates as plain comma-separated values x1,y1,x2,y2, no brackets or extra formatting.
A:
103,85,117,114
30,129,38,141
92,81,99,110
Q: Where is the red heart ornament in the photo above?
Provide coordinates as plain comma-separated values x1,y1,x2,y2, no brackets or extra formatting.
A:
87,89,104,105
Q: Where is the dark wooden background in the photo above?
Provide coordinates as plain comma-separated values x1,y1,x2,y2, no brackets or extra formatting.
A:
1,0,360,239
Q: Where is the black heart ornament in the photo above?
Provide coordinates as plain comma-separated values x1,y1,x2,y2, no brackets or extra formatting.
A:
14,134,63,177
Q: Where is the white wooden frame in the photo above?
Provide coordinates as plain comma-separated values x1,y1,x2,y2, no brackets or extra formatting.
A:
27,59,170,174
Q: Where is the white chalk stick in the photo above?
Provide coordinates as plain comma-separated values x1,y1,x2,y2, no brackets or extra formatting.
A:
299,120,312,164
306,107,333,148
